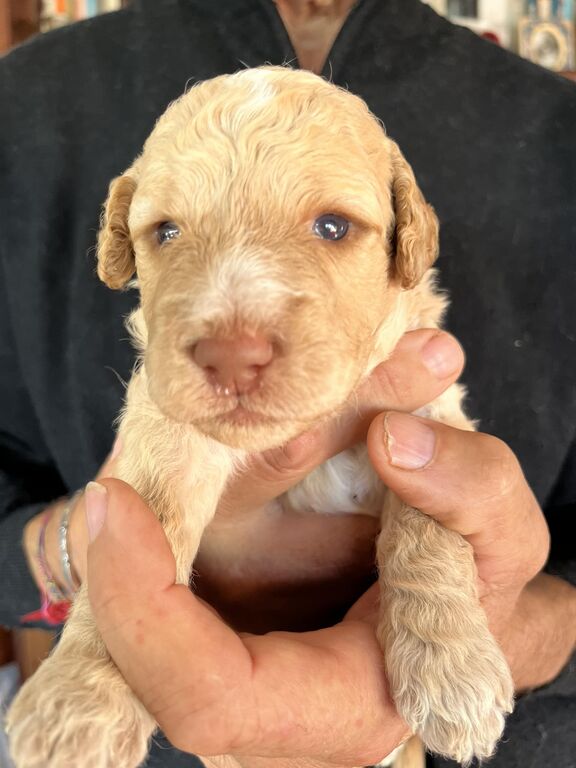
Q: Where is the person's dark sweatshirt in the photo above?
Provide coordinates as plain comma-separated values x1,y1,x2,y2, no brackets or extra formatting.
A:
1,1,575,766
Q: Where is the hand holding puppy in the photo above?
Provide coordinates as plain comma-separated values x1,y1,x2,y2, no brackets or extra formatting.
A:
195,328,466,632
84,331,575,768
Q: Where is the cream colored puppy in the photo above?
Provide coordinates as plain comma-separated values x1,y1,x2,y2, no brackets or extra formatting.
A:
7,66,513,768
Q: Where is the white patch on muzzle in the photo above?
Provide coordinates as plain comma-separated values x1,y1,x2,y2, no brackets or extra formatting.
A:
190,247,309,329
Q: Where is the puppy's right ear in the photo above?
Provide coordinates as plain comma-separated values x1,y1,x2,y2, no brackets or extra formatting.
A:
97,166,139,289
389,141,439,290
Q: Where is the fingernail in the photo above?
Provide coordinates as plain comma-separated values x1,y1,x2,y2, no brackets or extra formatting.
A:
421,333,462,379
85,481,108,542
384,413,436,469
110,436,122,461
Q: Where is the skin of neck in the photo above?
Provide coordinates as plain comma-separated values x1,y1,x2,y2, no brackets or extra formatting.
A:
273,0,357,73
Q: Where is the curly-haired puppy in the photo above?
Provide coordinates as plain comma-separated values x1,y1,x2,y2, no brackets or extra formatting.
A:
7,66,513,768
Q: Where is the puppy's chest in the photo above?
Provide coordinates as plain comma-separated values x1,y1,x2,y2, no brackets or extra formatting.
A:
280,399,438,519
281,445,385,518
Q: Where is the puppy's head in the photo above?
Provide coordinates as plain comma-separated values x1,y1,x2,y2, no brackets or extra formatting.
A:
97,67,438,450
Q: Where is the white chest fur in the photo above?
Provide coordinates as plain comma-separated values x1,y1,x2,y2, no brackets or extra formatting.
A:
283,445,384,518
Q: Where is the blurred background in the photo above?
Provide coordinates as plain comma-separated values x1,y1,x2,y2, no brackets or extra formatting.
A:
0,0,575,78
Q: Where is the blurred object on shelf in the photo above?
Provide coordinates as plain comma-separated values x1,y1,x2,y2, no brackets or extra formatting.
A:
519,0,575,71
448,0,478,14
423,0,520,48
424,0,448,12
423,0,576,77
0,0,126,52
448,0,514,47
40,0,71,31
41,0,123,31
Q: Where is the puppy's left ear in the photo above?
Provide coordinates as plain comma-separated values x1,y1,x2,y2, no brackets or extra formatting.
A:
389,141,439,289
97,161,140,290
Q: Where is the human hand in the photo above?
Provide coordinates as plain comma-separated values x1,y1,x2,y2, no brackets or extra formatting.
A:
361,408,576,692
194,328,465,632
86,477,409,767
85,333,576,766
66,441,121,583
85,418,574,768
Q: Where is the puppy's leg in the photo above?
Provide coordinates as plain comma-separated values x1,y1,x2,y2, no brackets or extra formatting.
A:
6,585,156,768
376,387,514,764
7,445,233,768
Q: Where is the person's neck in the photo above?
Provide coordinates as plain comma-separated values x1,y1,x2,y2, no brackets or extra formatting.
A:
273,0,357,74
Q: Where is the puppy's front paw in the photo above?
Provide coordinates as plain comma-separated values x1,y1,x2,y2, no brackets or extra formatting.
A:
6,650,155,768
382,620,514,764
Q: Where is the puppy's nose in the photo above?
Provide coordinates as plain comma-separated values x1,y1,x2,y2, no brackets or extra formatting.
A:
192,335,274,395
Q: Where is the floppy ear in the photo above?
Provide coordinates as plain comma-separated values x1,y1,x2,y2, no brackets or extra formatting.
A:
389,141,439,289
97,165,139,289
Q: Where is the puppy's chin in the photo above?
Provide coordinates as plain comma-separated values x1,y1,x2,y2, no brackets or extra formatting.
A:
147,384,314,449
191,412,311,451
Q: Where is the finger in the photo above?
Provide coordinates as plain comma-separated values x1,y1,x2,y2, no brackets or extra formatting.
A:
68,437,123,582
67,493,89,582
218,330,464,517
367,412,550,591
86,479,406,763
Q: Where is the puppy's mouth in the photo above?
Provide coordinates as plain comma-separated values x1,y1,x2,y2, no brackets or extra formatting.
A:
216,404,277,426
191,399,285,428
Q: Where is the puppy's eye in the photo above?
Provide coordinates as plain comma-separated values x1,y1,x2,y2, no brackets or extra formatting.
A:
156,222,181,245
313,214,349,241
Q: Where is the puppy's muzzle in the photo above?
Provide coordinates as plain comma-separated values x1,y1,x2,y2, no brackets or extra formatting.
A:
191,333,275,396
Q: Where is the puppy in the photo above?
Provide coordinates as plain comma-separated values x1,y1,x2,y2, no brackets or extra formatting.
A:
7,66,513,768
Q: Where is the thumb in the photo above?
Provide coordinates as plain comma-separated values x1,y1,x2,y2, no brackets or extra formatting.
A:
84,479,254,755
366,412,547,586
85,478,176,598
366,411,522,536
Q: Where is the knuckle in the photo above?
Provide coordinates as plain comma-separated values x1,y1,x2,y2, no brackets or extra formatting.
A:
259,431,317,477
475,434,523,502
372,361,413,409
525,511,551,580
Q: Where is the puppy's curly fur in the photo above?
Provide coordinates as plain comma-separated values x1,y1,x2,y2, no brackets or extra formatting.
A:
7,67,513,768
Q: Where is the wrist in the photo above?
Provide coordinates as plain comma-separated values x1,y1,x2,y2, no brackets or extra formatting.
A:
23,499,75,596
23,503,63,592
